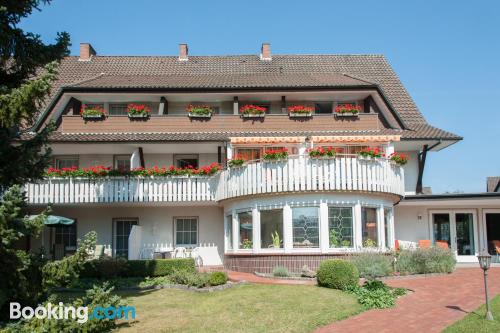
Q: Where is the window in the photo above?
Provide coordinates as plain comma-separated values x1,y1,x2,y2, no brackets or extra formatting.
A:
55,156,79,169
109,103,128,115
260,209,283,249
362,207,378,247
174,154,199,169
292,207,319,248
328,207,353,248
235,148,261,161
314,102,333,114
54,222,77,250
175,217,198,247
113,219,138,258
114,155,131,171
225,214,233,250
237,211,253,249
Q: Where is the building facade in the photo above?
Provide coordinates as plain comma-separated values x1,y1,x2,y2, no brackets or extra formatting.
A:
23,43,499,271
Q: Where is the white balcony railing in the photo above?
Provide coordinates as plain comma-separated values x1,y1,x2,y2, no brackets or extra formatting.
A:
25,176,215,204
215,156,404,201
23,156,404,205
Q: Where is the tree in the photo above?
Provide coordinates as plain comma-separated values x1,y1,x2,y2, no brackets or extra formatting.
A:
0,0,70,317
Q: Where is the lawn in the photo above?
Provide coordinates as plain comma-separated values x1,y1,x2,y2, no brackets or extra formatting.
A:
442,295,500,333
115,283,364,333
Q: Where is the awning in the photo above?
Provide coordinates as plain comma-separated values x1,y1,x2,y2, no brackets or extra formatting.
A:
29,215,75,226
230,136,306,144
311,135,401,143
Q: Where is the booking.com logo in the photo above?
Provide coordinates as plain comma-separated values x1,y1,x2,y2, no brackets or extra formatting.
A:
10,302,136,324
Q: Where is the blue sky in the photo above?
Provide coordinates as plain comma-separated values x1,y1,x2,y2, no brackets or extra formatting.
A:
20,0,500,193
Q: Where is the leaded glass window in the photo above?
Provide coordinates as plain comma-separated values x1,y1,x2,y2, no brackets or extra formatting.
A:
292,207,319,248
328,207,353,248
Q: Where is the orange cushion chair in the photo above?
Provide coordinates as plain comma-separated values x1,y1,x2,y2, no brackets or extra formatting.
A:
418,239,431,249
436,240,449,249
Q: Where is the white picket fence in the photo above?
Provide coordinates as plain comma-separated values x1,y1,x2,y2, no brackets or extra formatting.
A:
22,156,404,204
215,156,405,200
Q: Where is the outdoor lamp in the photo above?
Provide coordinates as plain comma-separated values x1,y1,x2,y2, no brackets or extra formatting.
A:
477,252,494,321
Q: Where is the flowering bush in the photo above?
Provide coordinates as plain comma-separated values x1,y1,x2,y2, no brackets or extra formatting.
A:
80,104,105,117
307,146,341,158
186,104,213,116
228,154,246,167
263,148,289,160
288,105,314,114
389,152,408,166
127,103,151,116
335,103,361,114
45,163,222,178
240,104,267,115
358,147,384,159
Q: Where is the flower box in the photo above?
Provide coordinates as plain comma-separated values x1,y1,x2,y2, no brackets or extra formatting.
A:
128,113,150,119
241,113,265,118
335,112,359,118
289,112,313,118
188,112,212,118
82,114,105,120
240,104,267,118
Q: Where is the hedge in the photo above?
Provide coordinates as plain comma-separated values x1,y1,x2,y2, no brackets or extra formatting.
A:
317,259,359,290
81,258,196,278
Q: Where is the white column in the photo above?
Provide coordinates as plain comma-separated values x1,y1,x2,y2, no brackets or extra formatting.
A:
319,202,329,252
388,208,395,249
354,202,362,249
283,204,293,253
232,212,239,250
131,148,141,169
378,205,385,249
252,207,260,253
227,144,233,160
386,142,395,156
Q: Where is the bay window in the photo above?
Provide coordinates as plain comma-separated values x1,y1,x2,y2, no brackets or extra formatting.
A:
237,211,253,249
260,209,283,249
328,207,354,248
362,207,378,247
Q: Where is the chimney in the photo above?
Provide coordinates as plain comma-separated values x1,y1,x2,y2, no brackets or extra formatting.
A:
179,43,188,61
260,42,271,61
79,43,96,61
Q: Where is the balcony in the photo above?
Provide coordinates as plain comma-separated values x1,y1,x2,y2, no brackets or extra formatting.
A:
23,156,404,205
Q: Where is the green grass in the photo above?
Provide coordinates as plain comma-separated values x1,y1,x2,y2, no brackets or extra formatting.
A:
443,295,500,333
115,284,364,333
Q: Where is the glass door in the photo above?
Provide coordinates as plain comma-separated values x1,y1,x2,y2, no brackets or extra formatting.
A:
431,211,478,262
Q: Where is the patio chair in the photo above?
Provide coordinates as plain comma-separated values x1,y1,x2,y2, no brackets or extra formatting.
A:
418,239,431,249
491,240,500,262
436,240,449,249
172,247,186,258
89,245,104,260
190,247,203,267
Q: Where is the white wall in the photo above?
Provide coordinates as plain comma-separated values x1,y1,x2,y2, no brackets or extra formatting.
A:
30,205,224,257
402,151,419,195
394,205,430,243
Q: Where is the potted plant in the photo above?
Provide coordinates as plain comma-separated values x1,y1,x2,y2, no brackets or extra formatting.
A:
288,105,314,118
263,148,289,162
228,155,246,168
127,103,151,118
241,239,253,249
307,146,340,159
187,104,213,118
334,103,361,117
357,147,384,160
240,104,266,118
389,152,408,166
270,231,281,248
80,104,105,120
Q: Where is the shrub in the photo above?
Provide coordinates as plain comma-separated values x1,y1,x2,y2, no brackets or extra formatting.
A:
396,247,456,275
317,259,359,290
81,257,129,279
169,270,208,288
208,272,228,286
272,266,290,277
81,258,196,278
347,280,406,309
351,252,394,279
42,231,97,289
9,283,124,333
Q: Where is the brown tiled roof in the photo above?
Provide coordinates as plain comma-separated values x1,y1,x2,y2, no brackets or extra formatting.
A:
25,126,459,143
35,54,461,142
487,177,500,192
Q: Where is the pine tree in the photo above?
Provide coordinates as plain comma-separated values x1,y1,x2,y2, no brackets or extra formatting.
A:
0,0,70,315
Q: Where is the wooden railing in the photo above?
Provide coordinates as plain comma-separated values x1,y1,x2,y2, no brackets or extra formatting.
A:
23,156,404,204
25,176,216,204
215,156,405,201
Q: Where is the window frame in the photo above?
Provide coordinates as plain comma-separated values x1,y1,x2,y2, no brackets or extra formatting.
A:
112,218,138,258
291,206,320,249
173,216,199,248
113,155,131,171
236,210,253,250
54,156,79,169
173,154,199,169
361,206,379,248
260,208,284,249
53,219,77,251
327,206,354,249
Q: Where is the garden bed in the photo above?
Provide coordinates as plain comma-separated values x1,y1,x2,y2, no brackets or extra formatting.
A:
254,272,316,281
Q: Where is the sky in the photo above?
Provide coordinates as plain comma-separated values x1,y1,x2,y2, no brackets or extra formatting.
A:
19,0,500,194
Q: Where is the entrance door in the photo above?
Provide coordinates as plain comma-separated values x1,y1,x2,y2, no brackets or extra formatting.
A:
431,211,478,262
485,213,500,263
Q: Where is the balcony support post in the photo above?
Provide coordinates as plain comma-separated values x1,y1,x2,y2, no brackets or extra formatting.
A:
283,204,293,253
252,207,260,253
159,97,168,115
319,202,329,253
233,96,239,115
281,96,287,114
416,144,429,194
